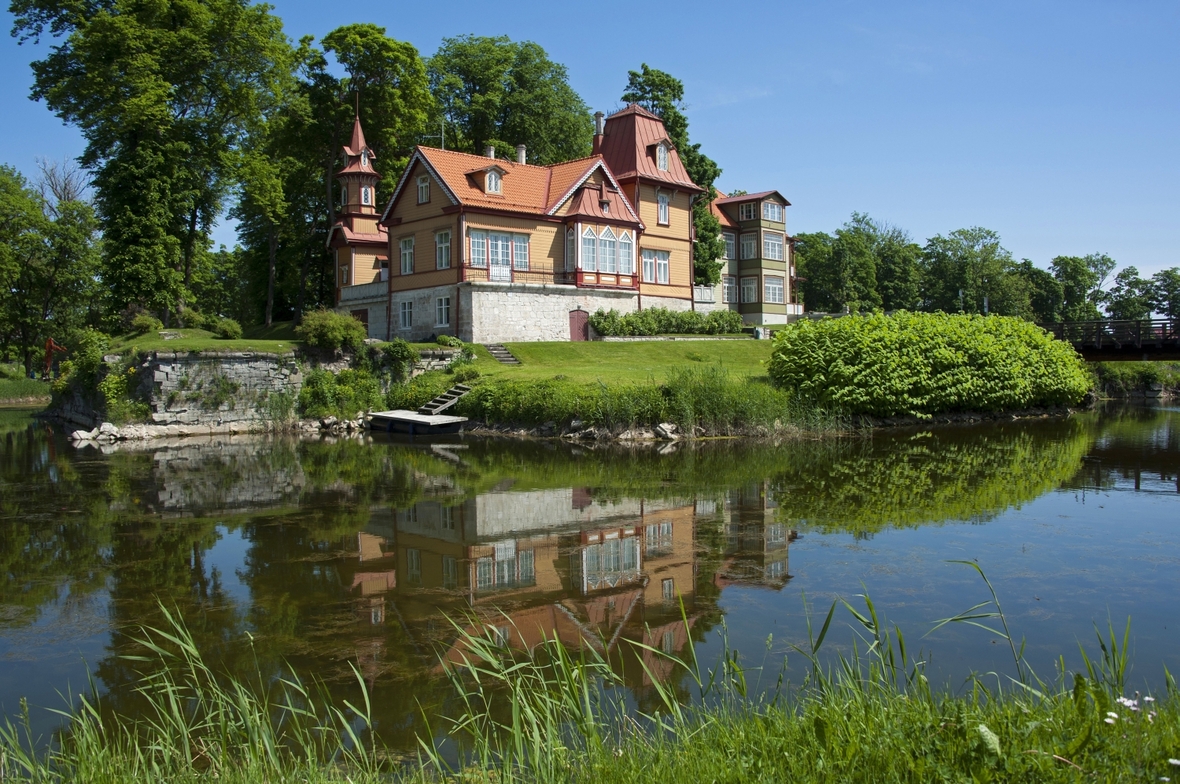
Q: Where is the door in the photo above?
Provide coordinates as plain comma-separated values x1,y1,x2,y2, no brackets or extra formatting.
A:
489,232,512,281
569,309,588,341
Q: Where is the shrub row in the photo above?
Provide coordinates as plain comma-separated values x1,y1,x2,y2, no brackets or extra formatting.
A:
589,307,744,337
298,368,382,419
295,309,367,352
767,311,1092,416
1091,361,1180,397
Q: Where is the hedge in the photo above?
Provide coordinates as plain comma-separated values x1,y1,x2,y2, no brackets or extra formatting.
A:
589,307,744,336
767,312,1091,416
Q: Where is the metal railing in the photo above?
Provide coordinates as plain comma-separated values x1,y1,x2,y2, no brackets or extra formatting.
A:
461,265,638,290
1040,319,1180,349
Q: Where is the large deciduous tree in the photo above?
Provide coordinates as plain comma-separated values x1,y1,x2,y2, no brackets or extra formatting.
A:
429,35,591,165
919,228,1029,317
794,227,880,314
0,165,99,374
1104,266,1153,320
10,0,294,322
1049,253,1115,322
1014,260,1065,323
1150,267,1180,319
621,64,725,285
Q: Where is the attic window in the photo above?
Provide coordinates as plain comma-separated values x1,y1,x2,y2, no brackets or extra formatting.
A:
657,143,668,171
602,201,610,216
486,170,502,194
360,150,370,168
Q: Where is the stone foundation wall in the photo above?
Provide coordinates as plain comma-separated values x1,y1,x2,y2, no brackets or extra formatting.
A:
463,282,639,343
641,294,694,312
390,283,462,343
146,351,303,426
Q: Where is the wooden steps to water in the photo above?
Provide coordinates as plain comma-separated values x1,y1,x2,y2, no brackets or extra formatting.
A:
417,383,472,416
484,344,521,365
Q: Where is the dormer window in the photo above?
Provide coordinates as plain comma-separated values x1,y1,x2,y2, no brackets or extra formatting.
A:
360,150,370,168
657,143,669,171
602,201,610,216
486,170,501,194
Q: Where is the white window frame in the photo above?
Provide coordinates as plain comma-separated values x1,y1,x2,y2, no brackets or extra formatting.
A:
486,170,501,194
360,150,369,168
723,276,737,304
436,296,451,327
740,233,757,260
764,276,784,304
656,250,670,284
488,232,511,281
618,231,634,275
512,234,529,271
657,191,670,225
435,230,451,269
724,232,736,260
581,227,598,272
656,143,668,171
417,175,430,204
739,202,756,221
641,249,656,283
399,301,413,331
360,186,373,206
764,231,784,261
565,228,576,271
469,229,487,268
599,227,616,274
741,276,758,304
400,237,414,275
762,201,783,222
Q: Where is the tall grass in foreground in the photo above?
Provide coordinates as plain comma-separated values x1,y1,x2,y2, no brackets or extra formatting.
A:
4,568,1180,782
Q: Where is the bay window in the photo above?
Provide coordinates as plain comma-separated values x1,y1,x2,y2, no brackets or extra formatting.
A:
764,275,784,304
740,233,757,260
741,276,758,303
513,234,529,271
619,231,635,274
724,233,736,260
565,228,576,271
739,202,756,221
581,228,598,272
764,231,784,261
469,229,487,268
762,202,784,222
599,228,616,273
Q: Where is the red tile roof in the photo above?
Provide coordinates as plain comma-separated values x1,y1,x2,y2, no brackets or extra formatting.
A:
709,189,740,229
327,223,388,248
562,182,643,226
381,146,641,224
597,103,703,192
713,190,791,206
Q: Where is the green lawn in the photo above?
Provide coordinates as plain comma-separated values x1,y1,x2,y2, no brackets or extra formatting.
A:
109,328,297,354
472,339,774,384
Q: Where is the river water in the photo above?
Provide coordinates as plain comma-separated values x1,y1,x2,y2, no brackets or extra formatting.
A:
0,405,1177,749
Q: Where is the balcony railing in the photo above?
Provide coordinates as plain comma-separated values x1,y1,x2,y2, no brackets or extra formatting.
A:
339,279,387,302
461,265,638,290
694,285,716,303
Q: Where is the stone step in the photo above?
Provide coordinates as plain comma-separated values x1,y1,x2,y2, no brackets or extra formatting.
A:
483,344,521,365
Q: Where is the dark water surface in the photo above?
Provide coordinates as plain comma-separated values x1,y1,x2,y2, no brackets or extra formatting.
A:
1,405,1178,749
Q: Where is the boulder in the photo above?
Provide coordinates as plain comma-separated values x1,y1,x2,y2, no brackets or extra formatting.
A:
655,422,678,440
320,416,337,429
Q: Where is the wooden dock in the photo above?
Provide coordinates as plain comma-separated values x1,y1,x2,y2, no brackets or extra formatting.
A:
368,410,468,435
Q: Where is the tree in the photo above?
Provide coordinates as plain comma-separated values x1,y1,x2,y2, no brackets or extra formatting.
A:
843,213,920,311
621,64,725,284
11,0,295,321
919,228,1029,317
1014,260,1064,323
429,35,591,165
1049,253,1115,322
1150,267,1180,319
794,229,880,313
1104,266,1153,320
0,165,99,374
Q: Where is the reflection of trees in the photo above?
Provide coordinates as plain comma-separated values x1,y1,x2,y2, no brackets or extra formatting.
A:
1064,407,1179,493
772,420,1094,533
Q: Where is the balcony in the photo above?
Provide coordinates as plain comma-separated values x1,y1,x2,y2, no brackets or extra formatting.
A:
339,279,387,302
461,266,638,290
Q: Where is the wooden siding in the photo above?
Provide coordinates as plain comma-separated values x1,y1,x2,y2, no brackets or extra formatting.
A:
389,214,460,292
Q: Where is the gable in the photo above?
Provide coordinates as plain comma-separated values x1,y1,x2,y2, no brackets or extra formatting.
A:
381,153,459,223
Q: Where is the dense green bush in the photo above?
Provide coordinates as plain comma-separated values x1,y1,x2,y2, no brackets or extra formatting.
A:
1091,362,1180,397
589,307,744,336
385,371,452,411
212,317,243,340
295,309,367,352
436,334,463,347
51,328,109,396
451,366,480,383
768,312,1091,416
129,313,163,335
297,368,382,419
380,338,420,381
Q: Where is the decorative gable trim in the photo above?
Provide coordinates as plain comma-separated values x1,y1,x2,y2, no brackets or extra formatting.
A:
547,160,641,224
381,149,459,223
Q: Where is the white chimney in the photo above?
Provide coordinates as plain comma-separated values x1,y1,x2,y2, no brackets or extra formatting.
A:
485,145,495,159
516,144,526,164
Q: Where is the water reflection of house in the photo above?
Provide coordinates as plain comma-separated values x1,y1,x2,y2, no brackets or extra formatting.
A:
337,488,707,687
712,483,797,590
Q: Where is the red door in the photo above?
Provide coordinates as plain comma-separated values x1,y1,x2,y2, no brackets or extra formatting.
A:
569,309,588,341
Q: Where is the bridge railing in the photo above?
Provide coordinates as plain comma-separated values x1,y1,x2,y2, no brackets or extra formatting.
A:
1040,318,1180,349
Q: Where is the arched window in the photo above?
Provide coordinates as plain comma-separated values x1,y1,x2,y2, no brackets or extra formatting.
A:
599,227,616,274
360,150,370,168
618,231,634,275
657,143,668,171
581,227,597,272
340,184,348,206
486,170,501,194
565,228,576,271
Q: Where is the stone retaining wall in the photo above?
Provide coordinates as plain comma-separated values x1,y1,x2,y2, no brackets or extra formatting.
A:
146,351,302,426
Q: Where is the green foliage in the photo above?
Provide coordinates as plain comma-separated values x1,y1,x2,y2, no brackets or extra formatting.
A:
450,366,480,383
384,371,451,411
1151,267,1180,318
588,307,744,336
920,227,1031,317
429,35,591,164
129,314,163,336
380,338,420,380
297,368,382,419
768,312,1092,416
97,361,150,424
295,309,367,352
436,334,462,347
1050,253,1115,322
51,327,109,397
1104,265,1153,320
213,318,244,340
1091,362,1180,397
1015,259,1065,323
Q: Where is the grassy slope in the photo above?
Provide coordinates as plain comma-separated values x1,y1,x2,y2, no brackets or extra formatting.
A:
0,364,50,402
475,340,773,384
108,328,297,354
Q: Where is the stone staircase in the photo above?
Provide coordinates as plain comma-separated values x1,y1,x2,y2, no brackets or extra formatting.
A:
417,383,472,416
484,344,521,365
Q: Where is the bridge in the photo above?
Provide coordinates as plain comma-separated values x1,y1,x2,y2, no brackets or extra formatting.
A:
1040,319,1180,361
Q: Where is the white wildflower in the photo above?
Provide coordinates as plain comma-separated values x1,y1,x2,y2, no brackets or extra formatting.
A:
1145,696,1156,703
1107,712,1119,719
1169,758,1180,766
1105,717,1117,725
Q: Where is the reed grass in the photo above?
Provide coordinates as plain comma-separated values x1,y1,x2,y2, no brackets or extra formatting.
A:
3,570,1179,783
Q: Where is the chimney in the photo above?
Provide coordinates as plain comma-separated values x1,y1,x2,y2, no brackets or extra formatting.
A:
485,145,495,159
516,144,526,164
592,111,604,155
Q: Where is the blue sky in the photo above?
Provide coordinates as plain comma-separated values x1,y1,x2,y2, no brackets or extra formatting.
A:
2,0,1177,274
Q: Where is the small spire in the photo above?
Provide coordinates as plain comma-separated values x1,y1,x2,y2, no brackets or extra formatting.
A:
349,113,368,157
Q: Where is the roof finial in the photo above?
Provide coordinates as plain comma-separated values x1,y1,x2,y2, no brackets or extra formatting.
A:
354,89,360,118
